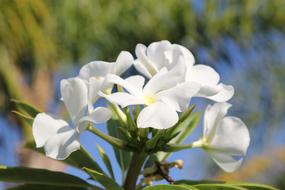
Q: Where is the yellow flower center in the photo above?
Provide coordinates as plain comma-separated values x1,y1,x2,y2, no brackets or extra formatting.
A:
144,95,156,105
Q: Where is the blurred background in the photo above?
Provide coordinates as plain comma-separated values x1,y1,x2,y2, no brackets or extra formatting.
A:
0,0,285,189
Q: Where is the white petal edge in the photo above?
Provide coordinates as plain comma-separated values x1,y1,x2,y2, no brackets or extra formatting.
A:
143,61,186,95
100,91,144,108
32,113,69,148
187,65,220,86
134,59,153,78
156,82,200,112
115,51,134,76
135,43,158,76
137,102,178,129
106,74,144,96
79,61,114,80
44,128,80,160
203,102,232,139
208,151,244,173
60,77,88,124
204,84,234,102
209,116,250,156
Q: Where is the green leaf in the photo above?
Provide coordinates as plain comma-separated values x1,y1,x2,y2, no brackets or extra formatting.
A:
107,118,132,174
96,144,115,180
25,142,104,174
11,99,40,117
83,167,123,190
0,166,91,188
7,184,93,190
11,110,34,125
175,180,278,190
227,182,278,190
192,184,247,190
175,180,224,185
143,184,197,190
156,113,200,161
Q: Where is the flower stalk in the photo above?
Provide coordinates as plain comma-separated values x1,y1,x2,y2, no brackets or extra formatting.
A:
123,152,147,190
87,125,126,150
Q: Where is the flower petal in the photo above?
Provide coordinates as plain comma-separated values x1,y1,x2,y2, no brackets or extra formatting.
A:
173,44,195,67
88,77,105,105
134,59,153,78
203,102,232,139
135,43,158,76
79,107,112,125
209,116,250,156
115,51,133,75
147,40,172,70
125,75,145,92
32,113,69,148
143,61,186,95
100,92,144,108
187,65,220,86
60,77,88,124
156,82,200,112
79,61,114,80
106,74,144,96
208,151,243,172
44,127,80,160
203,84,234,102
137,102,178,129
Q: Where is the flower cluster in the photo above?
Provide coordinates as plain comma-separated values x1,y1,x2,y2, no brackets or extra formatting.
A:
33,40,250,172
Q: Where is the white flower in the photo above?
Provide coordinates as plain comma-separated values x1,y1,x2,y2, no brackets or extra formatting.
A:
134,40,234,102
78,51,133,103
192,102,250,172
100,62,200,129
32,77,111,160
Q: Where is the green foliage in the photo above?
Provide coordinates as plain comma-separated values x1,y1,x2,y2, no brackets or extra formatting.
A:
7,184,90,190
143,183,278,190
107,118,132,177
0,166,91,188
96,144,115,180
83,167,123,190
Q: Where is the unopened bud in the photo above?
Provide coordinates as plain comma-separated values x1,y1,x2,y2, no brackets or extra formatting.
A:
174,160,183,169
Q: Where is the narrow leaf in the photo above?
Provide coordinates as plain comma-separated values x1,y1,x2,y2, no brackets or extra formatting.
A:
7,184,94,190
0,166,91,188
192,184,247,190
143,184,195,190
83,167,123,190
11,99,40,117
107,118,132,174
156,113,199,161
96,144,115,180
25,142,104,174
228,182,278,190
11,110,33,125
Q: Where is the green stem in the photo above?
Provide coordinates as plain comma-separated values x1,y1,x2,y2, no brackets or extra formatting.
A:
87,125,126,150
163,143,196,152
123,152,147,190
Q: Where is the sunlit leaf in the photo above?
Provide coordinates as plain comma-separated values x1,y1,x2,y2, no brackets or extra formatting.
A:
0,166,91,188
156,113,199,161
96,144,115,180
11,99,40,117
107,118,132,175
7,184,94,190
143,184,197,190
26,142,104,174
83,167,123,190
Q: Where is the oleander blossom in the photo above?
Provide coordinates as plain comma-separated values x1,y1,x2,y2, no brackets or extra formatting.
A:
192,102,250,172
134,40,234,102
78,51,133,103
33,77,111,160
31,40,250,176
101,61,200,129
